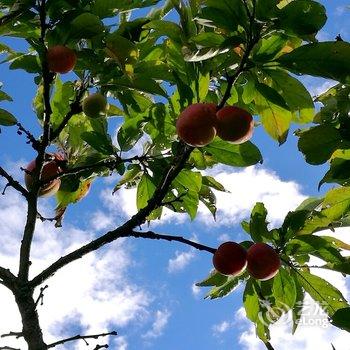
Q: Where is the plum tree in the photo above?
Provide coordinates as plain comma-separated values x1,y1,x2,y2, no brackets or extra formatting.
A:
213,241,247,276
176,103,217,147
216,106,254,144
47,45,77,74
82,93,108,119
0,1,349,349
246,243,281,281
24,157,62,197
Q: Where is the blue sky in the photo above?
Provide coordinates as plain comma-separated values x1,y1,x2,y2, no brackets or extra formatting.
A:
0,1,350,350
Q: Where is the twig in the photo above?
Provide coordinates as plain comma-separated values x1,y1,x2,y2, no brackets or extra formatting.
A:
47,331,117,348
16,123,39,150
34,285,48,308
1,332,23,339
49,82,86,141
93,345,108,350
0,167,28,198
217,0,258,110
0,346,21,350
265,341,275,350
130,230,216,254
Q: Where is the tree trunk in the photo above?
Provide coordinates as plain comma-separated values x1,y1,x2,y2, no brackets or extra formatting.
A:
15,288,47,350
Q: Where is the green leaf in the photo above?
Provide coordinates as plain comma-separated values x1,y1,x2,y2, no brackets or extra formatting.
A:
144,20,183,44
322,186,350,221
268,70,314,124
286,236,344,265
291,271,305,334
196,270,228,287
205,0,248,30
190,32,225,47
296,270,349,317
50,78,75,129
0,90,12,102
81,131,115,155
173,169,202,220
243,279,260,322
253,34,288,62
331,307,350,331
117,114,145,151
137,173,157,215
297,125,347,165
272,268,297,309
320,158,350,188
204,138,262,167
254,85,292,144
255,0,278,20
9,54,40,73
70,13,104,39
202,176,226,192
248,203,271,243
0,108,17,126
105,33,138,67
278,42,350,83
205,273,248,299
113,164,142,193
277,0,327,36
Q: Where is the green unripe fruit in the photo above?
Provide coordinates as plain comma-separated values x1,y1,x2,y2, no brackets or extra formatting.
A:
82,93,107,119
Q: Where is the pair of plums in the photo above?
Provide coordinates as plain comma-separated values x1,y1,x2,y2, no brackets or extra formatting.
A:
213,241,281,281
176,103,254,147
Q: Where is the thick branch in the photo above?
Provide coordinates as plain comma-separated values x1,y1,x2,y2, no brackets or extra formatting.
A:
30,144,193,286
18,0,52,282
0,167,28,198
47,331,117,348
0,267,17,290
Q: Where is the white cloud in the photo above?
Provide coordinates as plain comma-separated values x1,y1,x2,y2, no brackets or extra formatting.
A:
167,249,196,273
90,210,114,231
191,283,202,297
212,320,231,336
143,309,171,339
0,185,152,350
199,166,306,227
115,336,128,350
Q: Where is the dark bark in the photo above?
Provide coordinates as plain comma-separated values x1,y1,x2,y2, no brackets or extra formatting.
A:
14,288,47,350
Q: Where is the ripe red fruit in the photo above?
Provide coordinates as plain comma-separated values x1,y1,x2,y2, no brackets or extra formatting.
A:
247,243,281,281
213,241,247,276
216,106,254,144
47,45,77,74
176,103,217,147
24,157,62,197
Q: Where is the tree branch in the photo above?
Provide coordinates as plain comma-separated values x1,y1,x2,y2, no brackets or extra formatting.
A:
18,0,53,283
0,267,17,290
130,230,216,254
0,167,28,198
47,331,117,348
49,82,86,141
30,143,194,286
0,346,20,350
217,0,259,110
1,332,23,339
